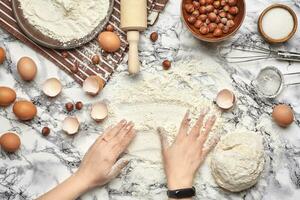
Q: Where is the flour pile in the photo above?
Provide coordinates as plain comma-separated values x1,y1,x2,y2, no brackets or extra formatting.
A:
20,0,110,42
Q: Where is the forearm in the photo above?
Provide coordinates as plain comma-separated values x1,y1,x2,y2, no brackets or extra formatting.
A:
37,172,90,200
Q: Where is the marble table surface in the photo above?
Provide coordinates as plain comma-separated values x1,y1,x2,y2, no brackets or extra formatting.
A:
1,0,300,199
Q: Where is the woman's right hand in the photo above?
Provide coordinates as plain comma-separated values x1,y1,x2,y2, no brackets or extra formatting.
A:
158,110,218,191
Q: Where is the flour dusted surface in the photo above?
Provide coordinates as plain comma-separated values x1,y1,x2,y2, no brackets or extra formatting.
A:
19,0,110,43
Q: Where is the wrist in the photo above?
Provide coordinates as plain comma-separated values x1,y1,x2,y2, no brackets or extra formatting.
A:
167,178,193,190
71,171,93,193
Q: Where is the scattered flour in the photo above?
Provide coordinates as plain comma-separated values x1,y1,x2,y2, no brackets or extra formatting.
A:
19,0,110,42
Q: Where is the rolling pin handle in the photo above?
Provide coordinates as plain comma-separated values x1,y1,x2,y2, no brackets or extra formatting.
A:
127,31,140,74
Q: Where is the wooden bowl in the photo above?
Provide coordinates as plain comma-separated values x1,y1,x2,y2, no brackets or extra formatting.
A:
181,0,246,42
258,4,298,43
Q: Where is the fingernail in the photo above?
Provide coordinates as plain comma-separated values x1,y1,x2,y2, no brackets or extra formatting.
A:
120,119,127,125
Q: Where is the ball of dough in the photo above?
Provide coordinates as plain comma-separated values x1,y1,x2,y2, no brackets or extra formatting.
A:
211,131,265,192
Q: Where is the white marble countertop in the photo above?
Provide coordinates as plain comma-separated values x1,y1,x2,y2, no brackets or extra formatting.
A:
1,0,300,199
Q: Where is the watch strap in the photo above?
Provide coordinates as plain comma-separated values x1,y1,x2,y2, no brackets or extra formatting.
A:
167,187,196,199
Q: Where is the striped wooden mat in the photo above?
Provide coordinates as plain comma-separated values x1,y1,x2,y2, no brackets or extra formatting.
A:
0,0,168,85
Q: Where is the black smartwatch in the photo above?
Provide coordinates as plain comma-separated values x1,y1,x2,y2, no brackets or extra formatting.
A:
167,187,196,199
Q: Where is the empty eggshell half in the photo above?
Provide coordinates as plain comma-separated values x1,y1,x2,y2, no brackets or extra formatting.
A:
82,75,105,96
91,102,108,122
62,116,80,135
43,78,62,97
216,89,235,110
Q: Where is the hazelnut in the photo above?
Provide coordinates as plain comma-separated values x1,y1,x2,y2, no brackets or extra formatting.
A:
213,28,223,37
199,6,207,14
162,60,171,70
91,55,100,65
226,20,235,28
215,16,221,23
221,17,228,24
199,0,206,6
187,16,197,24
227,13,234,20
206,5,214,12
229,6,239,15
219,11,226,18
222,25,229,33
208,12,217,22
65,102,74,112
193,20,202,28
228,0,237,6
205,18,211,24
150,32,159,42
208,23,217,32
206,0,214,4
192,1,200,9
71,62,79,73
42,127,50,136
184,4,195,13
213,1,221,8
192,10,200,17
220,0,226,6
218,23,225,29
198,14,207,21
75,101,83,110
223,5,230,12
106,24,114,32
199,26,209,34
61,51,68,58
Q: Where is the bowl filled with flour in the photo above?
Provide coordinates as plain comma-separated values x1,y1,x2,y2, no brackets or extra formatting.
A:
12,0,114,49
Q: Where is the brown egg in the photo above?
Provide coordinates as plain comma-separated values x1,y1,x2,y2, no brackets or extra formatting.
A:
0,86,16,107
97,31,121,53
0,132,21,153
272,104,294,127
0,47,6,64
17,57,37,81
13,100,37,121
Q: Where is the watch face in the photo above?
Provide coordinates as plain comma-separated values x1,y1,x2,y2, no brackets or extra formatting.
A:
167,187,196,199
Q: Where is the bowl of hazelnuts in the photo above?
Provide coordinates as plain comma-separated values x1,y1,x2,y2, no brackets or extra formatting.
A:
182,0,245,42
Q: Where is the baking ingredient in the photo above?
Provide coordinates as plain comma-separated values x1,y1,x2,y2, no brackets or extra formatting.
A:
162,60,171,70
42,78,62,97
17,57,37,81
184,0,239,37
211,130,265,192
98,31,121,53
106,24,114,32
13,100,37,121
65,102,74,112
150,32,159,42
19,0,110,43
71,62,79,73
42,127,50,136
61,51,69,58
0,86,16,107
82,75,105,96
253,67,282,97
272,104,294,127
62,116,80,135
75,101,83,110
216,89,235,110
91,55,100,65
0,47,6,64
261,7,295,40
91,102,108,122
0,132,21,153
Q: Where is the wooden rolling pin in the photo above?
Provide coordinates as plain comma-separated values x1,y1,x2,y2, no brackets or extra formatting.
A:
121,0,147,74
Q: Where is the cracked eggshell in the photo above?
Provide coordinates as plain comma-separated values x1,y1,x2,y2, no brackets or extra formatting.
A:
82,75,105,96
216,89,235,110
91,102,108,122
43,78,62,97
62,116,80,135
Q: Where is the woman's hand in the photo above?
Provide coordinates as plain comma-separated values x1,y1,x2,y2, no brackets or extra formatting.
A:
76,120,136,189
158,110,218,190
38,120,136,200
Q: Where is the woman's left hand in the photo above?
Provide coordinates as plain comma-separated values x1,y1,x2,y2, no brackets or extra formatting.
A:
76,120,136,189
